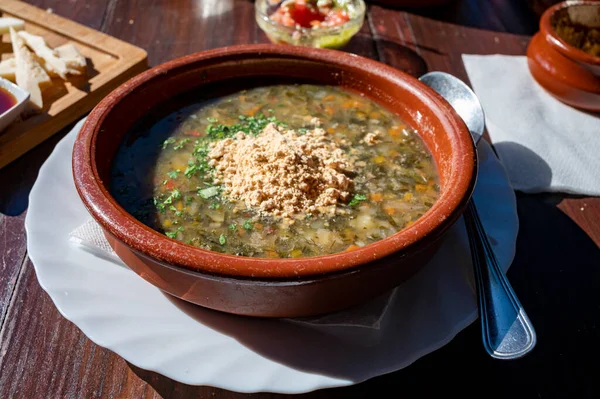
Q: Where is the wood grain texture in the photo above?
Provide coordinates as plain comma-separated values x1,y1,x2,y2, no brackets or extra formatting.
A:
0,0,148,169
102,0,261,67
0,0,598,398
557,197,600,247
369,0,563,35
369,5,531,81
0,214,27,330
10,0,112,30
0,260,162,399
102,0,377,67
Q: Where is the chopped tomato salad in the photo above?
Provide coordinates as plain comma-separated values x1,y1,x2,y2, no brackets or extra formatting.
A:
270,0,351,29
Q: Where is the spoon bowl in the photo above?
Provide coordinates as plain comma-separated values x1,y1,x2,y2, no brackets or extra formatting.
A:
419,71,485,143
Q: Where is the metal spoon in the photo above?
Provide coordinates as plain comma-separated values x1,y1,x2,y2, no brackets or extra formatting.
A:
419,71,537,359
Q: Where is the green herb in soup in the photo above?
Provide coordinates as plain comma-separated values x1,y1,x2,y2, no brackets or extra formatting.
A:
111,85,440,258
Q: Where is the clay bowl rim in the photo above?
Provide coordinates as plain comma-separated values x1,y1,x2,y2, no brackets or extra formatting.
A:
540,0,600,67
72,44,476,280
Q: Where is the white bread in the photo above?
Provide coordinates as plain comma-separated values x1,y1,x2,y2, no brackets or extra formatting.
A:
2,37,87,80
18,31,69,79
55,43,86,74
0,17,25,35
0,58,16,82
10,27,51,109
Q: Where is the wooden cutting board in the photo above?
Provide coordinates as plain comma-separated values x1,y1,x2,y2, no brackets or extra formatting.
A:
0,0,148,169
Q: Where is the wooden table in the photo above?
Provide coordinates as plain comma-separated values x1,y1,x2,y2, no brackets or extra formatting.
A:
1,0,598,397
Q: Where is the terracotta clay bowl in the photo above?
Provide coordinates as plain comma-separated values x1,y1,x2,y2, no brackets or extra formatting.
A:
72,44,476,318
527,1,600,111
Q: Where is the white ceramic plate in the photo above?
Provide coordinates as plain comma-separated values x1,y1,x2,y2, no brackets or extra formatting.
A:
26,119,518,394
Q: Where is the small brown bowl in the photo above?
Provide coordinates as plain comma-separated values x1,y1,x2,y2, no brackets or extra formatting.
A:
527,1,600,111
72,44,476,318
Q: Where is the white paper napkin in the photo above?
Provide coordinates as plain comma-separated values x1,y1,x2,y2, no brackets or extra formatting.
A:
462,54,600,196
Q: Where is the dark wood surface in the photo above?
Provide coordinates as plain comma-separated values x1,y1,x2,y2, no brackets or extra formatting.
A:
1,0,599,398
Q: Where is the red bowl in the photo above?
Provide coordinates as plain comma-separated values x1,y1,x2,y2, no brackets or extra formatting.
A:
72,44,476,317
527,1,600,111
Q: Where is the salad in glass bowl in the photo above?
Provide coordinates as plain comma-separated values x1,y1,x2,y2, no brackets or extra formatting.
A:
255,0,366,49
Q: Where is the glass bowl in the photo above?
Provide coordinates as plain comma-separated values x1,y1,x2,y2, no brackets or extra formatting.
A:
255,0,366,49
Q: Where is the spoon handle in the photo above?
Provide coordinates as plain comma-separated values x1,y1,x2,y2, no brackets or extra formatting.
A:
463,200,537,359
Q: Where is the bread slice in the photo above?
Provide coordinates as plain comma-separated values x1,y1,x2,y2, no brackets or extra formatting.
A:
0,58,16,82
0,40,87,86
0,17,25,35
10,27,51,109
18,31,69,79
55,43,87,75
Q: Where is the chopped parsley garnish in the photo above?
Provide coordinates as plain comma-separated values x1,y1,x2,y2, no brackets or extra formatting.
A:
198,186,220,199
229,223,237,231
184,163,198,178
206,113,281,139
160,188,182,207
243,220,254,230
168,205,183,217
167,170,179,179
349,193,368,206
207,117,218,123
173,138,190,150
163,189,181,204
165,231,177,239
219,234,227,245
209,202,220,210
154,197,166,213
162,138,176,149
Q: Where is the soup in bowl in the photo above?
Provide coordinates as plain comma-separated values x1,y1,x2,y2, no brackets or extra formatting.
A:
73,45,476,317
111,84,440,259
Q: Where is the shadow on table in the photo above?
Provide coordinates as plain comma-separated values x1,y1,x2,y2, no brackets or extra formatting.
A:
341,32,430,78
127,191,599,398
370,0,547,36
374,38,429,77
0,122,77,216
491,141,552,192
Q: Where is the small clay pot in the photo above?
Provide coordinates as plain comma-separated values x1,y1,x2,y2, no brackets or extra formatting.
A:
527,1,600,111
72,44,476,318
